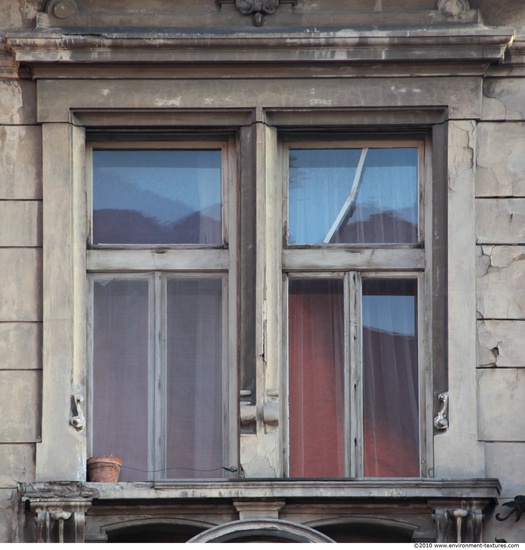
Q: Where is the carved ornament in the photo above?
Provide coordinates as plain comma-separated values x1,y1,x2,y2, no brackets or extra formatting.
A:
45,0,79,20
436,0,470,17
219,0,297,26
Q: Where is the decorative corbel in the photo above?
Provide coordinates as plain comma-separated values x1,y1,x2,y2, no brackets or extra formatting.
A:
219,0,297,27
240,390,257,429
31,500,91,543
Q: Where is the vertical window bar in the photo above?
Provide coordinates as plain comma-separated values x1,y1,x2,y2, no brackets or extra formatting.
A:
347,271,360,478
153,272,164,481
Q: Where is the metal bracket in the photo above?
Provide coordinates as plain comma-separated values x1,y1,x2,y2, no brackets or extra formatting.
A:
70,394,86,431
434,391,449,430
496,496,525,522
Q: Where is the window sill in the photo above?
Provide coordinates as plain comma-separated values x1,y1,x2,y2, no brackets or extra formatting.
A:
20,478,501,503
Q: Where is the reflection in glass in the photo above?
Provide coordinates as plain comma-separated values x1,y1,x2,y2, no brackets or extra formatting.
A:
166,278,224,479
288,279,345,477
362,278,419,477
93,149,222,245
289,147,418,245
92,278,150,481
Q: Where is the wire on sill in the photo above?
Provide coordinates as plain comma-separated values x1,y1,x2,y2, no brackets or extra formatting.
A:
116,465,237,474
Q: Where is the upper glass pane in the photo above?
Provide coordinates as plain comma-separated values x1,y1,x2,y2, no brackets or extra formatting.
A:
288,147,418,245
93,149,222,245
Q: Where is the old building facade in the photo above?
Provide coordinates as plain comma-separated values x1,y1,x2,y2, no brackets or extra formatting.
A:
1,0,525,543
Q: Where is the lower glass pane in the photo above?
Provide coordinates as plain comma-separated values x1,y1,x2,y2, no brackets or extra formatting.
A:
362,278,419,477
166,278,224,479
288,279,345,477
92,278,150,482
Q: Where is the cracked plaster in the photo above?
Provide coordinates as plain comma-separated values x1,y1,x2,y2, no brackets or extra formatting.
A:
477,199,525,244
477,123,525,197
477,246,525,319
478,320,525,367
483,78,525,121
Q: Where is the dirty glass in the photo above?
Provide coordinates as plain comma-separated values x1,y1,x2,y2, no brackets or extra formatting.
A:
362,278,419,477
93,149,222,245
288,278,345,477
165,278,224,479
288,147,418,245
92,278,150,482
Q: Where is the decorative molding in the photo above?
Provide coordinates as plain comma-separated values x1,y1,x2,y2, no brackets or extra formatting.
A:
436,0,470,17
433,508,483,543
29,499,92,543
45,0,79,20
219,0,297,26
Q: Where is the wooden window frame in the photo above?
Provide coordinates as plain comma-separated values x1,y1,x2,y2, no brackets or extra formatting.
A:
86,137,239,480
272,131,439,479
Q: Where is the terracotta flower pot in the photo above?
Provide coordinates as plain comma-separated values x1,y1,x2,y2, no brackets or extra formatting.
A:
87,455,123,482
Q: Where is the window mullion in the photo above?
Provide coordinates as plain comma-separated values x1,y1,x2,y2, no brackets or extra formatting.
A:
152,272,164,481
347,271,361,478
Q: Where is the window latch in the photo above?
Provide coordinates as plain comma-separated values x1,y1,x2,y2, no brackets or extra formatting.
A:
70,394,86,431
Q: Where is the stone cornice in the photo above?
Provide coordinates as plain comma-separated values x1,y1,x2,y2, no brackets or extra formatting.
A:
5,29,514,76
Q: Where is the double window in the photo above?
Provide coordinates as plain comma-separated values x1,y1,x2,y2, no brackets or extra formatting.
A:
87,132,432,480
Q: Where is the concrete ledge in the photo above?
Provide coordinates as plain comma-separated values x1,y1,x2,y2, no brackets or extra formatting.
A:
20,478,501,501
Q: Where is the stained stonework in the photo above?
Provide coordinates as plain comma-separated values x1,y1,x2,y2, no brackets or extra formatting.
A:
0,249,42,322
0,323,41,370
0,371,41,442
0,126,42,199
478,368,525,441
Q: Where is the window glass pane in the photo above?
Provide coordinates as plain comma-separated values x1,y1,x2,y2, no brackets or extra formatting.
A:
362,278,419,477
93,149,222,245
92,278,150,482
166,278,224,479
289,147,418,245
288,279,345,477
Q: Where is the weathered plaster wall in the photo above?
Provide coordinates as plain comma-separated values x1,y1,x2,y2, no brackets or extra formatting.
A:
0,4,41,539
478,76,525,542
